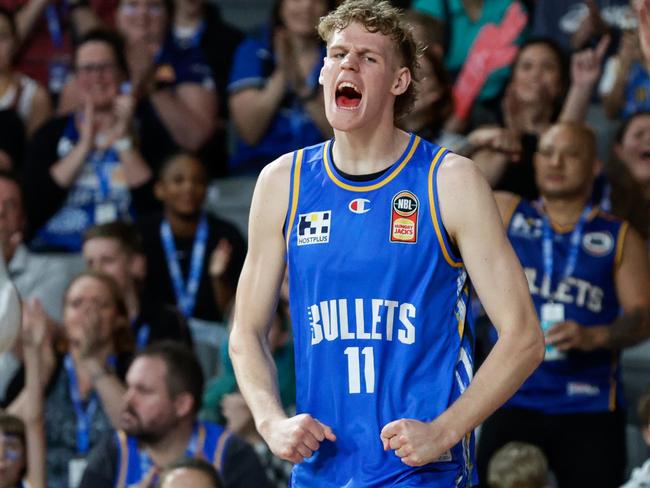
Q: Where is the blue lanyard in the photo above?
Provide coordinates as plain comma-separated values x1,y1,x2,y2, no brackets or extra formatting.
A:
90,149,112,200
64,355,98,455
45,4,64,49
160,216,208,317
541,204,592,301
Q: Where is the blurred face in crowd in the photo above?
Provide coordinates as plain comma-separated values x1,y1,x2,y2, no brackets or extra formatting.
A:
160,468,218,488
83,237,134,291
117,0,168,45
535,124,598,200
0,432,25,488
0,14,15,73
75,41,123,111
280,0,329,37
155,155,207,218
511,43,564,103
122,356,191,443
615,113,650,185
63,275,122,349
0,177,23,253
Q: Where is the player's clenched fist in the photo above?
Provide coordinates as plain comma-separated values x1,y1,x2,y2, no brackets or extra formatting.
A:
260,414,336,464
380,418,455,467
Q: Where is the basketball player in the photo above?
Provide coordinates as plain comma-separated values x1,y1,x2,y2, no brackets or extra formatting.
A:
477,122,650,487
229,1,544,486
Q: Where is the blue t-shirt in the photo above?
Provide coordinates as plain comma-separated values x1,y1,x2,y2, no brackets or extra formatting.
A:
502,198,627,414
622,62,650,118
285,135,476,487
227,27,326,174
31,115,134,252
155,29,215,90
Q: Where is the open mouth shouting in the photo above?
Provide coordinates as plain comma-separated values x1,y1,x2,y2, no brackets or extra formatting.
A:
336,81,362,110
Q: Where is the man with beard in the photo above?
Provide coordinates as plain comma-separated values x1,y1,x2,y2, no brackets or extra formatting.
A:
78,342,270,488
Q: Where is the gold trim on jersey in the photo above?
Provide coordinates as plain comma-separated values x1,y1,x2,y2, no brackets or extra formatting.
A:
614,221,629,272
322,136,421,191
116,431,128,488
286,149,304,251
428,147,463,268
213,430,232,472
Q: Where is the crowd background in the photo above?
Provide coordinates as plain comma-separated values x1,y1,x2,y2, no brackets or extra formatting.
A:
0,0,649,487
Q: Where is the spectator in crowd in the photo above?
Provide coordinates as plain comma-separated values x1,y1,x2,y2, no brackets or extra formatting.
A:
0,7,51,137
158,457,224,488
0,170,82,407
478,122,650,487
487,442,549,488
139,153,245,324
598,110,650,241
170,0,243,178
411,0,529,103
397,9,467,150
0,413,44,488
470,36,608,200
9,270,132,488
79,341,271,487
83,221,193,350
621,386,650,487
24,30,154,253
601,13,650,119
227,0,334,174
116,0,217,166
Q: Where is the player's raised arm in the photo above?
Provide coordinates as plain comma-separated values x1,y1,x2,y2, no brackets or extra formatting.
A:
229,154,335,465
437,155,544,445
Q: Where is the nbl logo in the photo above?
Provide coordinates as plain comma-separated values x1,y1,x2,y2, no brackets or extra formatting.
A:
297,211,331,246
390,191,419,243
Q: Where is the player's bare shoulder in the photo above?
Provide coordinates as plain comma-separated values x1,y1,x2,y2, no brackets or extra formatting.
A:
251,152,295,225
435,153,500,234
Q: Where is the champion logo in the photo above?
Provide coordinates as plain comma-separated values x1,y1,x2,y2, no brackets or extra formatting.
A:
348,198,371,214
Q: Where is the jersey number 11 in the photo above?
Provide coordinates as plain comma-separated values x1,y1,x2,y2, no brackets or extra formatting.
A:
344,346,375,394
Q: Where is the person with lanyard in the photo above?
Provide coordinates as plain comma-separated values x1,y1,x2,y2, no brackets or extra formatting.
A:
82,221,193,351
24,29,155,253
78,341,271,488
227,0,335,175
477,121,650,488
8,270,133,488
139,153,246,324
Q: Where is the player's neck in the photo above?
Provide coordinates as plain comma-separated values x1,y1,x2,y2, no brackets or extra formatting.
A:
142,419,194,467
332,127,411,175
164,209,201,238
541,193,592,228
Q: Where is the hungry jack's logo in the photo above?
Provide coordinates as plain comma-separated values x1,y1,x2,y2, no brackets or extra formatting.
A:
390,191,418,244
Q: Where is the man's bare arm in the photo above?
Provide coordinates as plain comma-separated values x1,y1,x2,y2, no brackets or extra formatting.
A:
382,156,544,466
229,154,335,464
547,225,650,351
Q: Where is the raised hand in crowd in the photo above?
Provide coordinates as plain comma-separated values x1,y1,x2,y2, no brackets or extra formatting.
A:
571,0,609,50
465,126,522,187
560,35,609,122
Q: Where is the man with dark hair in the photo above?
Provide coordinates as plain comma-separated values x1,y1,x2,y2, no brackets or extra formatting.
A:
83,221,193,349
79,342,270,488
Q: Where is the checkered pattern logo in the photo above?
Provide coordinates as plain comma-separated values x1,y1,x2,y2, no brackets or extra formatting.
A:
297,211,331,246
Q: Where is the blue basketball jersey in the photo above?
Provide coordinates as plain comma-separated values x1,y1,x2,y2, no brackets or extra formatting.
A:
504,198,627,414
285,134,476,487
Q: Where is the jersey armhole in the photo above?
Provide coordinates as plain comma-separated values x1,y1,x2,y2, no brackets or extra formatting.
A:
428,147,463,268
501,195,522,229
284,149,303,251
212,429,233,473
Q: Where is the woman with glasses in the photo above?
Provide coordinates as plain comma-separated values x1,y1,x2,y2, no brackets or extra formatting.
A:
23,29,154,253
